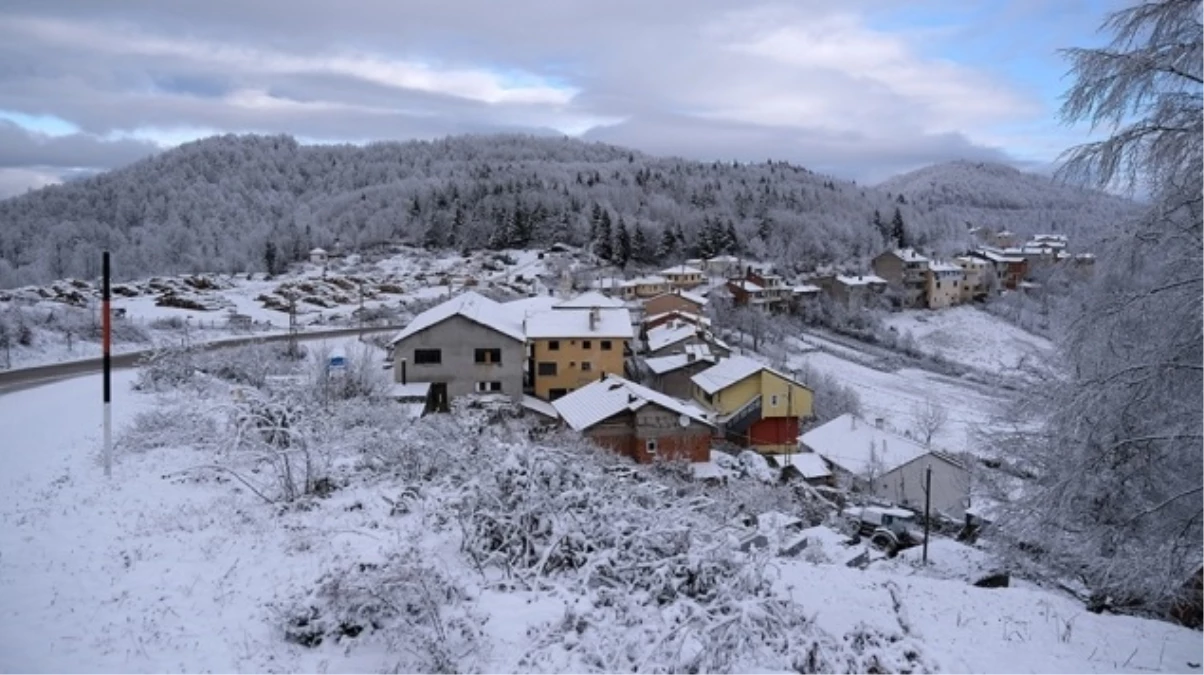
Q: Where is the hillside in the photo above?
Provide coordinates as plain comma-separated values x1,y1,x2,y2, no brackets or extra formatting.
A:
878,160,1141,244
0,135,1141,289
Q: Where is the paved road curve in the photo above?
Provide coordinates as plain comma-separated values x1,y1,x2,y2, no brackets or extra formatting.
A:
0,325,401,396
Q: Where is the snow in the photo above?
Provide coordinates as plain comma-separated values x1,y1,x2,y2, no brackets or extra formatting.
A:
929,261,964,273
691,353,793,395
552,291,625,309
645,322,698,352
889,248,930,263
643,309,711,328
503,294,562,315
801,413,934,476
771,452,831,479
837,273,888,286
523,307,634,339
551,375,712,431
660,265,704,276
390,291,524,344
520,394,559,419
643,349,715,375
388,382,431,399
732,279,763,292
793,283,821,294
621,275,667,286
881,305,1054,376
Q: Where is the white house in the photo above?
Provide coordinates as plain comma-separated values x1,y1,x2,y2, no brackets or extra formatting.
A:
799,413,970,519
309,247,328,265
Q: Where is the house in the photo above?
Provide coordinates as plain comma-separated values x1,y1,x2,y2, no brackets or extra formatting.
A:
552,375,715,463
872,249,930,308
925,262,965,309
644,320,731,358
617,275,671,300
1070,252,1096,279
769,452,833,486
309,247,328,265
389,291,526,409
524,306,634,400
789,284,821,314
814,274,888,311
726,279,768,308
799,413,970,519
643,309,711,333
954,256,992,301
746,269,792,311
691,355,814,453
660,264,706,289
703,254,743,278
643,345,717,399
990,230,1019,248
643,289,707,317
968,248,1027,290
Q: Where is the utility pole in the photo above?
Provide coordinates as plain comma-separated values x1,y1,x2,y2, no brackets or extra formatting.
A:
287,295,299,358
358,281,365,339
922,464,932,565
102,251,112,478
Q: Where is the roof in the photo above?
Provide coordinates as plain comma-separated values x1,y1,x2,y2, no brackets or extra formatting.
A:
708,254,740,263
661,265,705,276
692,354,768,395
793,284,821,294
971,249,1025,264
800,413,935,477
644,310,711,328
953,256,988,267
554,291,626,309
309,247,327,254
772,453,832,479
835,274,888,286
732,280,763,292
622,275,668,286
646,289,709,307
644,348,716,375
928,262,963,273
521,395,559,419
388,382,432,400
524,307,634,339
646,322,700,352
503,295,561,315
551,375,714,431
888,248,929,263
390,291,523,345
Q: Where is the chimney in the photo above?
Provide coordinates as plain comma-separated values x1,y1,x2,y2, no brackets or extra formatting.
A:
401,358,407,385
589,306,599,330
875,417,884,429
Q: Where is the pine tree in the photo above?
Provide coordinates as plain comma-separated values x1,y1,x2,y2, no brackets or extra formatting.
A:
263,240,278,275
449,207,465,247
589,203,603,242
615,218,632,267
724,221,741,254
422,220,443,249
890,208,907,248
595,211,614,261
632,225,650,264
657,227,677,261
872,209,886,238
757,215,773,243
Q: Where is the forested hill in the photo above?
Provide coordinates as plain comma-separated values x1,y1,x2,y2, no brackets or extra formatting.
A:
0,134,1130,286
879,160,1142,244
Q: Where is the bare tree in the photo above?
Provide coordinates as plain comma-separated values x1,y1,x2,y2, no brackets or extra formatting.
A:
910,400,949,446
998,0,1203,615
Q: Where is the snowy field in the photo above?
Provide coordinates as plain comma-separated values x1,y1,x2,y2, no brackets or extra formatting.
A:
882,306,1054,376
2,362,1201,673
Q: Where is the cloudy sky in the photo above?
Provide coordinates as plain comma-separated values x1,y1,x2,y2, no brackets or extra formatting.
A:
0,0,1122,197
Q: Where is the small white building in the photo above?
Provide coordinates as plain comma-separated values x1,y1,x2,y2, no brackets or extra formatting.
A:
799,413,970,519
309,247,328,265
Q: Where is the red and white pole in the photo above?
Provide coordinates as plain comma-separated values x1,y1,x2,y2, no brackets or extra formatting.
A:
102,250,112,477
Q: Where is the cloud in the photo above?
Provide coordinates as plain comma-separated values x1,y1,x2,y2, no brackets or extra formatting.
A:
0,167,62,198
0,1,1082,186
0,120,160,169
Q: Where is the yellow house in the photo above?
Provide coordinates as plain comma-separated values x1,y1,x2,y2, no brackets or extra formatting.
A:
619,275,670,300
925,262,964,309
660,265,706,289
691,355,814,453
954,256,991,301
525,307,634,400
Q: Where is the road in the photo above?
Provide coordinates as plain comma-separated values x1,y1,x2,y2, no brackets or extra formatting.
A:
0,325,401,396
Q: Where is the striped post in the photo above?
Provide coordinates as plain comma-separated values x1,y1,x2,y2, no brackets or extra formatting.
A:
102,251,112,478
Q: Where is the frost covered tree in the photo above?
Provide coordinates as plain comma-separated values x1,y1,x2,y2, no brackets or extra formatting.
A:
998,0,1202,615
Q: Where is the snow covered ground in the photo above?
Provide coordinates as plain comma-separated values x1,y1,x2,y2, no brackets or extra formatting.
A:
882,306,1054,377
2,365,1200,673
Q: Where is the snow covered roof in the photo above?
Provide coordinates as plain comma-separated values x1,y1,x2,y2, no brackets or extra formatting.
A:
553,291,626,309
388,382,432,400
309,247,327,254
1031,233,1068,242
647,289,709,307
892,248,929,263
644,347,716,374
772,453,832,479
646,322,700,352
691,354,780,395
793,284,821,294
552,375,714,431
835,274,888,286
972,249,1025,264
954,256,988,267
391,291,523,344
708,254,740,263
621,275,668,286
800,413,934,477
521,395,559,419
928,262,963,273
644,310,711,328
503,295,561,315
691,461,730,480
524,307,634,339
732,280,764,292
661,265,705,276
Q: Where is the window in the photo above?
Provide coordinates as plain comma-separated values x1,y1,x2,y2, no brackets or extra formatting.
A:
548,340,560,351
600,340,613,351
581,361,592,372
646,439,658,454
582,340,592,349
474,381,502,393
474,348,502,364
414,349,441,365
770,394,779,407
537,362,558,376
